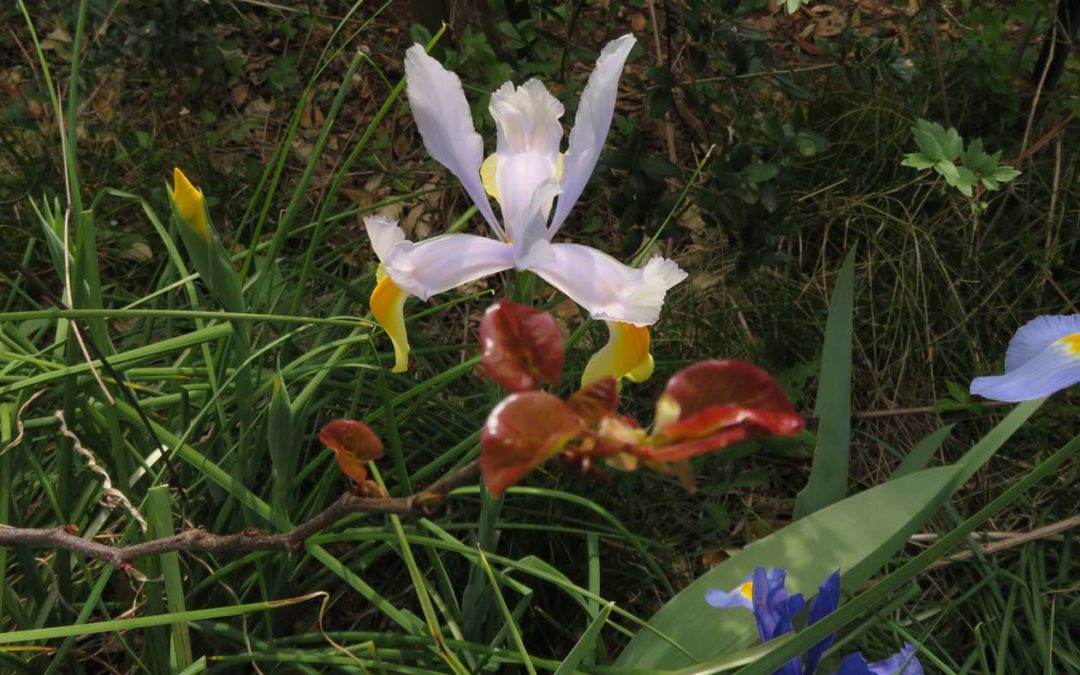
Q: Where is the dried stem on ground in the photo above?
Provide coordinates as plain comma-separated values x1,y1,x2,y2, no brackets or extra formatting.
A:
0,461,480,570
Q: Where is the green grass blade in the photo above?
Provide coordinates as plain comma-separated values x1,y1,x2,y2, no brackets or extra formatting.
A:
477,546,537,675
552,602,613,675
0,594,325,645
892,424,955,479
794,248,856,519
147,486,193,670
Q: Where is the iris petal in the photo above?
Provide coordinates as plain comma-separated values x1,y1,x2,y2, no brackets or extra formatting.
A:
704,577,754,611
1003,314,1080,371
370,273,410,373
404,45,502,238
582,322,654,386
523,241,686,326
970,337,1080,401
551,34,636,235
364,217,515,301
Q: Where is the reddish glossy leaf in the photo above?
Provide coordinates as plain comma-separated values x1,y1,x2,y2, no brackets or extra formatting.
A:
660,360,800,420
481,392,585,496
634,360,805,489
661,405,804,443
319,419,384,484
567,376,619,423
480,300,564,392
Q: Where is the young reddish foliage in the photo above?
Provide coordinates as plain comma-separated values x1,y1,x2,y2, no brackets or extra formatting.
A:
566,376,619,424
479,300,564,392
480,392,585,496
319,419,385,484
643,360,804,463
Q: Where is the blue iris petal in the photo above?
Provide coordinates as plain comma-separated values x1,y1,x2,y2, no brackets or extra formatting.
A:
705,574,754,611
835,643,923,675
802,571,841,675
970,314,1080,401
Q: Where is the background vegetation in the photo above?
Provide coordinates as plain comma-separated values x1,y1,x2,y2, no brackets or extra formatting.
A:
0,0,1077,672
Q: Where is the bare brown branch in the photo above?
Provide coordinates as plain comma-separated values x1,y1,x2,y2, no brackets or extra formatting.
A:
0,461,480,570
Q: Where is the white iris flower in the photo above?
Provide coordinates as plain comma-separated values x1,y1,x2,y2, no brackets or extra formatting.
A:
368,35,687,384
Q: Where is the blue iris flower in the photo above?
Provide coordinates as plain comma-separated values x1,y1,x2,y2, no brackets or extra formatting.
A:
706,567,923,675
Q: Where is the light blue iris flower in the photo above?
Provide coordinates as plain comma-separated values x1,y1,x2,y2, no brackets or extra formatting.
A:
706,567,922,675
970,314,1080,401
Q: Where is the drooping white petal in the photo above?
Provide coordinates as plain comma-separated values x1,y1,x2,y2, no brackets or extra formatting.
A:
489,79,564,157
550,34,636,234
404,45,501,237
523,241,686,325
1002,314,1080,371
366,214,406,262
364,217,513,301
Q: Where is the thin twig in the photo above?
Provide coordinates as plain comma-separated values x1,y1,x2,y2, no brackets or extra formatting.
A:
0,462,480,569
922,515,1080,571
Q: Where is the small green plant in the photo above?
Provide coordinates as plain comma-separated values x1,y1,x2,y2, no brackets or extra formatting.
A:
901,119,1021,198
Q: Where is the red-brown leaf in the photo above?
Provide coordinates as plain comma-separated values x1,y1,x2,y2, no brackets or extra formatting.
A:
479,300,564,392
567,376,619,424
319,419,384,484
660,359,800,420
480,392,585,496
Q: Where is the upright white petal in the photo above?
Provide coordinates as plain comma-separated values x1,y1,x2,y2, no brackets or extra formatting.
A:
364,217,514,301
524,241,686,325
550,34,636,234
490,79,564,156
510,179,560,268
488,80,564,244
404,45,502,237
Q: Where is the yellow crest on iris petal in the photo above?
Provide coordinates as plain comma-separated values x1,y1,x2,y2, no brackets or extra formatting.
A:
582,321,654,386
172,167,210,240
370,269,410,373
1061,333,1080,356
739,581,753,600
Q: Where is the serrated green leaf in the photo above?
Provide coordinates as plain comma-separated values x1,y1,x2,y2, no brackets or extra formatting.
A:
901,153,936,170
992,166,1021,182
912,123,944,160
940,126,964,160
935,159,961,184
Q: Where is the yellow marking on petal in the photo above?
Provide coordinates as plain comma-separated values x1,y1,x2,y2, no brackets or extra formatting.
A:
740,581,753,600
480,152,565,204
582,322,653,386
370,273,410,373
481,154,499,201
172,167,210,240
1061,333,1080,356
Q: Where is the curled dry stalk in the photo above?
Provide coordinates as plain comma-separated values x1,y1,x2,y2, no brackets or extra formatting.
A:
0,461,480,572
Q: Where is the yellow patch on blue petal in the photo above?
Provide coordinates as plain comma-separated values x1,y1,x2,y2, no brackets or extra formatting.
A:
582,322,653,386
1061,333,1080,356
172,167,210,240
370,270,410,373
740,581,753,600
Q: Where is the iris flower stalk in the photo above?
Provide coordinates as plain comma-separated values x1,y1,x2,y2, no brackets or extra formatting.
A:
366,35,687,383
706,567,923,675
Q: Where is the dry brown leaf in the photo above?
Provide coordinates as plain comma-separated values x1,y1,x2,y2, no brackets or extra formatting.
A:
808,5,847,37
